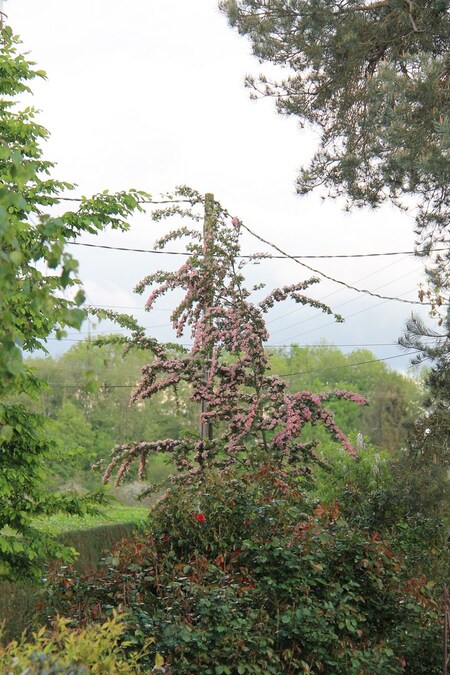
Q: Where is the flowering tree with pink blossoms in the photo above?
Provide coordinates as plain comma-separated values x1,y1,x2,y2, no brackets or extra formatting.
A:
101,188,367,485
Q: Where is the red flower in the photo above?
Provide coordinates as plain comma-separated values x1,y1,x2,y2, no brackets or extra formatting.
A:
196,512,206,523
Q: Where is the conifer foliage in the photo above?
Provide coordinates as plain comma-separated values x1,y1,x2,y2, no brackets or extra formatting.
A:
220,0,450,301
400,310,450,466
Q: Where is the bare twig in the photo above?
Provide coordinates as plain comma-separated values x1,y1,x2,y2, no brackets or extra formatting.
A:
405,0,420,32
347,1,389,11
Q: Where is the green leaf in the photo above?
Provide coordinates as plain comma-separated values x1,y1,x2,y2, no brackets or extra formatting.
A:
0,425,13,442
155,652,164,668
8,250,22,265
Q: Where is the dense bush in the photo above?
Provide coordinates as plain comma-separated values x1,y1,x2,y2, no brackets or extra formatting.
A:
313,440,448,584
45,463,442,674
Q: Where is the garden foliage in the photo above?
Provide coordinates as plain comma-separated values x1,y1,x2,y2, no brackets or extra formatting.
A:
0,611,150,673
46,464,442,673
42,193,444,673
313,438,448,584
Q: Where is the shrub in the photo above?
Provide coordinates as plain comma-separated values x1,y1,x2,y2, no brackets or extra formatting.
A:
0,611,151,673
313,440,448,583
44,463,442,674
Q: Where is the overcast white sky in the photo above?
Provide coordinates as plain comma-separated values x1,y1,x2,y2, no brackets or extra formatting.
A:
7,0,430,372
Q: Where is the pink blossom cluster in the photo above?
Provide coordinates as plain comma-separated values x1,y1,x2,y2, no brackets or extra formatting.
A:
259,280,319,312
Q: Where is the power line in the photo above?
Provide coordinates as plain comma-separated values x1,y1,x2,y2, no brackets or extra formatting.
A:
87,304,172,311
239,221,433,306
275,351,419,377
67,239,446,261
269,269,420,338
46,335,402,348
69,242,191,256
62,325,169,337
45,350,419,388
270,277,423,343
270,343,402,349
267,254,411,327
271,286,420,346
49,382,134,388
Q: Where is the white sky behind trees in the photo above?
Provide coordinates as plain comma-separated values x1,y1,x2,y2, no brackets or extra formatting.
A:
7,0,430,372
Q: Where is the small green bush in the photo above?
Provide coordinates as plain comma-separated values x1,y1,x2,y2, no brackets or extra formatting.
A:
0,611,151,673
45,463,442,674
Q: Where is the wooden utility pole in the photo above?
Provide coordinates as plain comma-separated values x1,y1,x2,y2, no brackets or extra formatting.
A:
200,193,215,443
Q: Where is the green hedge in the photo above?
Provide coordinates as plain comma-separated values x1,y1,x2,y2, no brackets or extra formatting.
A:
0,521,138,643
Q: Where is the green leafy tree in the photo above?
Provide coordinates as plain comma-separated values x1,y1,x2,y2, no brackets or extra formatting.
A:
220,0,449,302
397,312,449,576
0,26,150,580
48,401,97,486
26,341,195,490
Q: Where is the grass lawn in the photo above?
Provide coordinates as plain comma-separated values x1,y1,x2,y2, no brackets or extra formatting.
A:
33,504,150,535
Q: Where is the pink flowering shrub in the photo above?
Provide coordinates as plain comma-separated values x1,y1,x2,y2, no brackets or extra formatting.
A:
101,188,367,485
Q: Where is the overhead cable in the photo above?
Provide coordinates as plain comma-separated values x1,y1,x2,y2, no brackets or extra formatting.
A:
271,287,420,345
45,350,419,387
275,351,419,377
267,254,411,326
87,303,172,311
239,222,433,306
45,335,402,348
270,278,422,341
67,240,445,261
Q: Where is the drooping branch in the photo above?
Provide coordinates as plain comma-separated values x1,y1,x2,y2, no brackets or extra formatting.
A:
99,192,368,486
